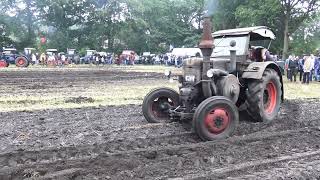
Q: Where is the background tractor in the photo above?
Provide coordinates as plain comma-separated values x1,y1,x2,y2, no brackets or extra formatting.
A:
80,50,97,64
67,48,81,64
0,47,30,67
142,17,283,141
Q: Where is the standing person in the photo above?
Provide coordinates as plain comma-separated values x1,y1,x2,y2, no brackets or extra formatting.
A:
109,55,113,64
285,56,291,80
55,53,59,66
129,52,135,65
35,53,40,65
314,56,320,81
101,56,105,65
164,54,169,66
95,54,100,66
303,56,313,84
298,56,305,82
288,56,299,82
309,54,315,82
31,53,37,65
61,54,66,67
40,53,46,65
115,55,120,65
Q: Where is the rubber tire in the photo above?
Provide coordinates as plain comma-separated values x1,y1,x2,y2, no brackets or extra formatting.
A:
245,68,282,123
193,96,239,141
15,57,29,67
142,88,179,123
0,59,8,67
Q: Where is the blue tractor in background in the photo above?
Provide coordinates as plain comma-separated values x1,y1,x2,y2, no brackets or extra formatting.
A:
0,47,30,67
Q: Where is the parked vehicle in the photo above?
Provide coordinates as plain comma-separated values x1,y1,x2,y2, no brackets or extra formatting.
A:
66,49,81,64
80,50,96,64
24,48,35,59
0,47,30,67
142,18,283,141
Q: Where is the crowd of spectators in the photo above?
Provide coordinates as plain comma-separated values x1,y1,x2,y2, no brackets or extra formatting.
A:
28,51,191,67
135,54,188,67
285,54,320,84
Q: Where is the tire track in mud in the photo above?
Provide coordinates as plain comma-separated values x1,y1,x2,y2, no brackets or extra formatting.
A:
173,152,320,180
1,115,317,167
1,126,319,179
116,127,320,180
232,159,320,180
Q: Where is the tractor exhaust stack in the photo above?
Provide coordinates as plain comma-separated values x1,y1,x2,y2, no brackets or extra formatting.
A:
200,17,214,98
199,17,214,55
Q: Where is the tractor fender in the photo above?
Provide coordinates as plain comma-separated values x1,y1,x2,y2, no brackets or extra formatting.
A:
19,55,30,61
242,61,284,101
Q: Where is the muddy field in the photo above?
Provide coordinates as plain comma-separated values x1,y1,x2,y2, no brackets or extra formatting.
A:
0,67,320,180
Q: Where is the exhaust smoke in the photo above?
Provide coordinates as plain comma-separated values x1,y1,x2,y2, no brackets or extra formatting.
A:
204,0,219,18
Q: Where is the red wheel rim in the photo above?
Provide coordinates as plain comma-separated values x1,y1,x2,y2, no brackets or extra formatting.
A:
17,58,25,65
264,81,277,114
205,108,230,134
0,60,7,67
151,97,175,119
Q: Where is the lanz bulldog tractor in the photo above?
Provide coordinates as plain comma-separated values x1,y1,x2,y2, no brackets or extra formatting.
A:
142,17,283,141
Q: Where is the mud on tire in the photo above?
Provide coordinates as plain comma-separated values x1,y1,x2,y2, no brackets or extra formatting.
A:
245,68,282,123
193,96,239,141
142,88,179,123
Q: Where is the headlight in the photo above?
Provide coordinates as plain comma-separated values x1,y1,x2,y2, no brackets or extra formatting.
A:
207,69,214,78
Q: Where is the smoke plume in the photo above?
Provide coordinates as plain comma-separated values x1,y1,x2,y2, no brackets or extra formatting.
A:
204,0,219,17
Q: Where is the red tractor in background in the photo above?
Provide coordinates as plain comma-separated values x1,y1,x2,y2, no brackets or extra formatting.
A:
142,17,283,141
0,47,30,68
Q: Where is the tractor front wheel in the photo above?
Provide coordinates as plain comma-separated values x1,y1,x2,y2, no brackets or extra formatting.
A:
245,68,282,123
193,96,239,141
15,57,29,67
142,88,179,123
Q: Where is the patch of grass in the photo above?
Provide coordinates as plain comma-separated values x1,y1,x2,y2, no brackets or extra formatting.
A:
0,79,178,112
0,64,178,73
283,77,320,99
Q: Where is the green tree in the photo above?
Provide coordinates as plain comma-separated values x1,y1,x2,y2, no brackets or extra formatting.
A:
235,0,283,54
214,0,247,30
280,0,319,59
0,0,38,49
290,16,320,55
236,0,320,58
125,0,205,53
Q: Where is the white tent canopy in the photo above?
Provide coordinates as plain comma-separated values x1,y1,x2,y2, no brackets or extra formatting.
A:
171,48,202,57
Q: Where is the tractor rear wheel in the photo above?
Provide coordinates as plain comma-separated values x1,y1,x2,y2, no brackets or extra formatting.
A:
245,68,282,123
193,96,239,141
142,88,179,123
15,57,29,67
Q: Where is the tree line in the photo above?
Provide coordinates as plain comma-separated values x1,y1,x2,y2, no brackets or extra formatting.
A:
0,0,319,59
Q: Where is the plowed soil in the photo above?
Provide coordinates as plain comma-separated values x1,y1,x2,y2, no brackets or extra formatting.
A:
0,68,320,180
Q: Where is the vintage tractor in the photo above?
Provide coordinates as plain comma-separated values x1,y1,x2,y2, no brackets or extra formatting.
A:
142,17,283,141
67,48,81,64
80,50,97,64
0,47,30,67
